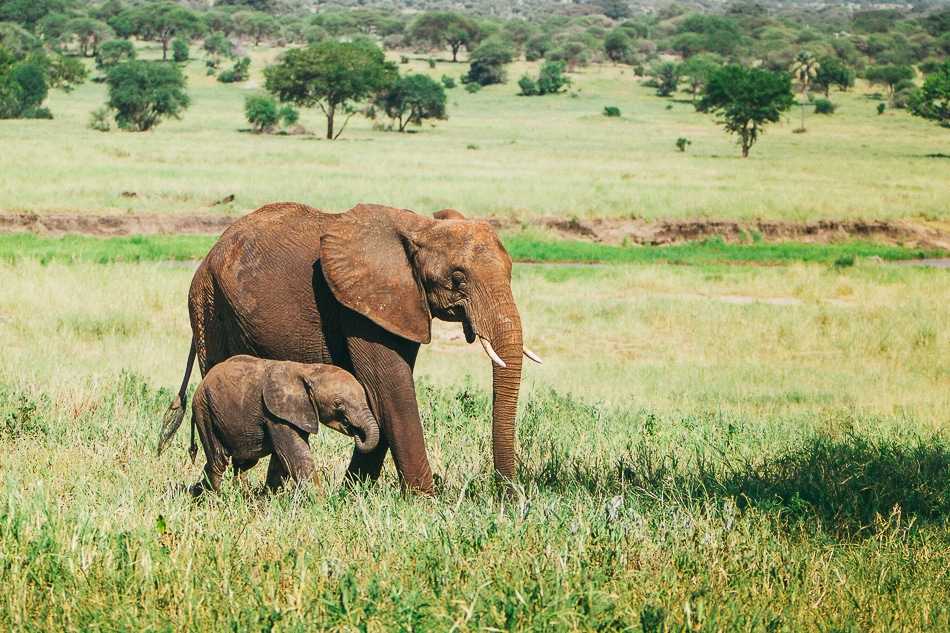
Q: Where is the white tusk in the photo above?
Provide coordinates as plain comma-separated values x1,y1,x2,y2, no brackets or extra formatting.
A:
523,345,543,364
480,337,507,368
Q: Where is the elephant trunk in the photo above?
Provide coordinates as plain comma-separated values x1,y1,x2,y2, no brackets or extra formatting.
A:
482,298,524,493
353,407,380,454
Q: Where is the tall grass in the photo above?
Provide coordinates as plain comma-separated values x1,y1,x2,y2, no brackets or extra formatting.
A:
1,231,944,267
1,256,950,627
0,47,948,222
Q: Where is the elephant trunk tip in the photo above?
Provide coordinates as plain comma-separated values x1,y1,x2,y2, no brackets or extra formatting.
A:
353,411,380,454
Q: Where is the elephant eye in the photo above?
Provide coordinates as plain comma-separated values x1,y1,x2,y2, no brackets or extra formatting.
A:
452,270,466,288
334,398,344,409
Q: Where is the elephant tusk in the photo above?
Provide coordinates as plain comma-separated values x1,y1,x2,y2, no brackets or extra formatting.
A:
480,337,507,368
523,345,543,364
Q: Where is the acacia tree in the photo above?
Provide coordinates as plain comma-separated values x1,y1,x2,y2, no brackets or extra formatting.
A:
234,11,279,46
410,12,482,62
907,60,950,128
790,51,819,131
378,74,447,132
264,40,397,139
814,55,855,97
66,18,114,57
864,65,915,97
699,65,795,157
106,60,190,130
111,3,204,62
681,53,722,105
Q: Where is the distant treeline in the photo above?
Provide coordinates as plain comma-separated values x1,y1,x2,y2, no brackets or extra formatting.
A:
0,0,947,73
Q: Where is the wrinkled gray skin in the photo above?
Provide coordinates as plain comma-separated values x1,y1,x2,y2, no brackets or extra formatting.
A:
184,356,380,495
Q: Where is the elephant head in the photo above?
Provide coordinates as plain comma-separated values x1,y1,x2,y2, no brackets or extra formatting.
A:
263,363,380,454
320,204,540,486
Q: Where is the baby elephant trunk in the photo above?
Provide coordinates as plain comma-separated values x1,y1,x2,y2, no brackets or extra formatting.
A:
353,407,380,454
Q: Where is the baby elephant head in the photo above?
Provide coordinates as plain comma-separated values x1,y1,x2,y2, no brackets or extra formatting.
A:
263,363,380,453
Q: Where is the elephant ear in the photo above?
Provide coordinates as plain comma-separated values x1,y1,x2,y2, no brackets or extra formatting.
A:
321,204,433,344
433,209,466,220
262,363,320,434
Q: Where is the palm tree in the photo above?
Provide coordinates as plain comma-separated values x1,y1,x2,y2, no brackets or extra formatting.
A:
790,51,819,132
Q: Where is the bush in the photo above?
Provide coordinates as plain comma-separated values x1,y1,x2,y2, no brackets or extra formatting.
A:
464,81,481,93
675,137,691,151
463,41,514,86
603,106,621,117
877,102,886,114
245,94,278,132
172,38,189,63
518,75,539,96
95,39,135,70
278,104,298,126
814,98,835,114
88,106,112,131
441,74,455,89
106,60,190,131
218,57,250,83
518,60,571,97
244,94,299,133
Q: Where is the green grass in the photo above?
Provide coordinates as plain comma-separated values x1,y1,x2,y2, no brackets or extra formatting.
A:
2,231,945,267
2,257,950,629
507,235,948,265
1,46,949,222
0,232,218,264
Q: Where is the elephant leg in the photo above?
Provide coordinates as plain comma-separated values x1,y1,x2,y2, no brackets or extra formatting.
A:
267,422,316,489
190,403,228,496
233,458,258,493
345,333,433,495
264,456,289,492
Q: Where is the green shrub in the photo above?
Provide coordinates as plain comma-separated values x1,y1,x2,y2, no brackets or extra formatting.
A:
218,57,250,83
95,39,135,70
278,104,298,126
171,38,189,63
88,106,112,131
675,137,691,151
427,57,436,68
106,60,190,131
603,105,621,117
877,102,886,114
464,81,481,93
245,94,278,132
518,74,539,96
814,98,835,114
441,74,455,89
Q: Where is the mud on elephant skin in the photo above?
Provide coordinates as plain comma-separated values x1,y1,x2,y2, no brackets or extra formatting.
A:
158,355,379,495
166,202,541,496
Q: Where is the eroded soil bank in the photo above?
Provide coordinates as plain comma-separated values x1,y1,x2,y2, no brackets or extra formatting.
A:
3,212,950,251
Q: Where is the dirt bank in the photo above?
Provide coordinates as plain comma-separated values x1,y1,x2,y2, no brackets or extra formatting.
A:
530,217,950,251
2,212,950,251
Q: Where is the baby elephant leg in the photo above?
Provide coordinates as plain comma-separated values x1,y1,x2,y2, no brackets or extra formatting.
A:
191,407,229,496
266,421,316,491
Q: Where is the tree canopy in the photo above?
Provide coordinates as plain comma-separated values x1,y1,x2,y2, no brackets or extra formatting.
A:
410,12,482,62
264,39,397,139
110,3,204,62
699,65,794,157
907,60,950,128
378,73,447,132
106,60,190,131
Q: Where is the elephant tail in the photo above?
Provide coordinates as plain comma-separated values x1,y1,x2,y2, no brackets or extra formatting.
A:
158,340,197,457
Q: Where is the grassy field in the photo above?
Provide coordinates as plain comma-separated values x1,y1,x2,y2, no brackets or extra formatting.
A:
0,44,948,222
2,40,950,631
1,252,950,630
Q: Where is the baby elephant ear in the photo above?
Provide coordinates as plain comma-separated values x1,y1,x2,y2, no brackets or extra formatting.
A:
433,209,466,220
262,363,320,434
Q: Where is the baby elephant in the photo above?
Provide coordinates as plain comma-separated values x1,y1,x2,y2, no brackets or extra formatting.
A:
159,355,380,495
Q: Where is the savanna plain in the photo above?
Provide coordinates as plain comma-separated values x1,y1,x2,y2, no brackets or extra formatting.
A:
1,46,950,631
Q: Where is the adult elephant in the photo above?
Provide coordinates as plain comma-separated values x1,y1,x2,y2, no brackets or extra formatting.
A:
163,202,540,495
